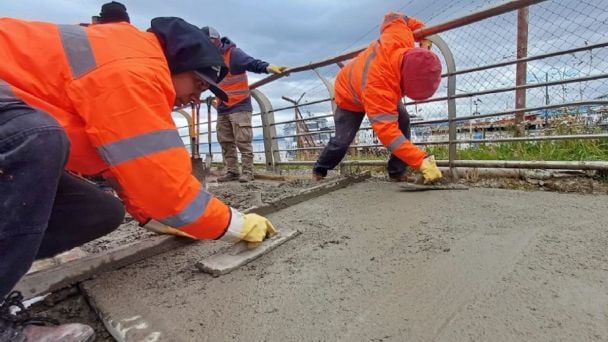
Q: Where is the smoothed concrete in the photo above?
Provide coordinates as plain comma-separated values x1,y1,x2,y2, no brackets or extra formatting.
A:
83,182,608,342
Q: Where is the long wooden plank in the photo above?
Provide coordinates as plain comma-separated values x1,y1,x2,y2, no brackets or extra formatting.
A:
16,172,370,298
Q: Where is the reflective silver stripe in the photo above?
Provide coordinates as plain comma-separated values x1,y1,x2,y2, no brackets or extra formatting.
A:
360,45,377,90
346,65,361,106
58,25,97,78
387,134,407,153
0,80,16,101
368,113,398,124
159,188,213,228
219,74,248,85
226,89,250,96
97,129,184,166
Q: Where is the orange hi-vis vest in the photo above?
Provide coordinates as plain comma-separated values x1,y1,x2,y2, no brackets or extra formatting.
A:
0,18,239,240
334,12,427,169
218,47,251,107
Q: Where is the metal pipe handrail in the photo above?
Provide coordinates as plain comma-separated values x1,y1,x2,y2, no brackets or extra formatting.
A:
450,133,608,144
250,98,332,116
412,100,608,125
273,159,608,171
174,98,332,130
277,133,608,152
411,73,608,106
442,40,608,78
249,0,547,89
179,99,608,140
275,129,338,140
271,113,335,126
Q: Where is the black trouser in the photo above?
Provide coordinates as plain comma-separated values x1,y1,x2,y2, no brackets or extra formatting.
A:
0,98,125,299
313,102,412,177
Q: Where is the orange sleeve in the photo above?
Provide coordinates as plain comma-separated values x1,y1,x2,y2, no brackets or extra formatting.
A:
66,60,232,239
360,14,427,169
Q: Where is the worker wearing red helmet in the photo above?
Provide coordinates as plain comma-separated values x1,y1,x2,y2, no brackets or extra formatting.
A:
313,12,442,183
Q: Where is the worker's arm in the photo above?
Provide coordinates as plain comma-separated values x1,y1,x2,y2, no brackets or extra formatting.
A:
229,47,269,74
229,47,287,75
66,61,273,241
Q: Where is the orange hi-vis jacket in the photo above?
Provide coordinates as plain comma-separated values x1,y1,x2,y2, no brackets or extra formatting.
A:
218,47,251,108
0,18,242,240
334,12,427,169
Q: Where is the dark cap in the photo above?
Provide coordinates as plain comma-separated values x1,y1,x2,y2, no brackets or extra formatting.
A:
99,1,130,24
149,17,229,101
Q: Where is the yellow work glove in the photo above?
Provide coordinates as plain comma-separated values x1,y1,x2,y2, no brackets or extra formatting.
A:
419,156,442,184
419,38,432,50
240,213,278,249
266,64,288,74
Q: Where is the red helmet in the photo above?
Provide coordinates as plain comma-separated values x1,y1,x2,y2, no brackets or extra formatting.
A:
400,48,442,100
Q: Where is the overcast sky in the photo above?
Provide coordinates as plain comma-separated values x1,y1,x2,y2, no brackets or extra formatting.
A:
3,1,607,152
0,0,487,64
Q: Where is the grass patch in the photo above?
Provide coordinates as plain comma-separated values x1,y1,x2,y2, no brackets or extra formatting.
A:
425,139,608,161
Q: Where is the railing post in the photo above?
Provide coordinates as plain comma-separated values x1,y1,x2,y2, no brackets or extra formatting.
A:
312,67,336,114
251,89,281,171
428,34,458,179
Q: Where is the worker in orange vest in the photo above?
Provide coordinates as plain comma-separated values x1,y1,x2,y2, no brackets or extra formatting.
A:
0,17,275,340
313,12,443,183
202,26,288,183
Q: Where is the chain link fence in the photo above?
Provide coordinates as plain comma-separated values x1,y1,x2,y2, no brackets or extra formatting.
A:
177,0,608,170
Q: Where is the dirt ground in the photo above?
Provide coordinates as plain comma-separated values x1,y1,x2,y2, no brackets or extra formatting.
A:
77,180,607,341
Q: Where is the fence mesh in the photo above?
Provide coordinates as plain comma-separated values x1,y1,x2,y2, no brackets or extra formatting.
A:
177,0,608,165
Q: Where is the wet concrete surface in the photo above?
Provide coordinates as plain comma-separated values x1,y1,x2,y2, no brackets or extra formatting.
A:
81,180,608,341
80,178,324,254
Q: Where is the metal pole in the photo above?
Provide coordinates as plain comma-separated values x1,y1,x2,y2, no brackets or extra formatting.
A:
428,34,458,178
251,89,281,170
544,72,550,126
205,97,213,167
312,67,337,114
515,6,529,137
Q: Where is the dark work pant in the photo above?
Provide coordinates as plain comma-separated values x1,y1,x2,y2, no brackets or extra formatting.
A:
313,102,412,177
0,100,125,299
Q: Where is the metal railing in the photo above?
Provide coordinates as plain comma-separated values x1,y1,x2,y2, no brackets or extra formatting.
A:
178,0,608,173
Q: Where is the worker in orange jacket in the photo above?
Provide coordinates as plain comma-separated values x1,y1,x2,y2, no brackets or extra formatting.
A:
313,12,443,183
0,17,275,341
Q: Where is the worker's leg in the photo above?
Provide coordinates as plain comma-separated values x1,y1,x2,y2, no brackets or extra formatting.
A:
232,111,254,182
0,101,70,299
35,171,125,259
387,102,413,179
216,113,240,181
313,107,365,177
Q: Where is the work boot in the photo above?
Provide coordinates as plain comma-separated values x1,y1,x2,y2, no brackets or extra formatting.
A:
217,172,240,182
312,171,325,181
388,173,417,183
239,172,254,183
0,291,95,342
